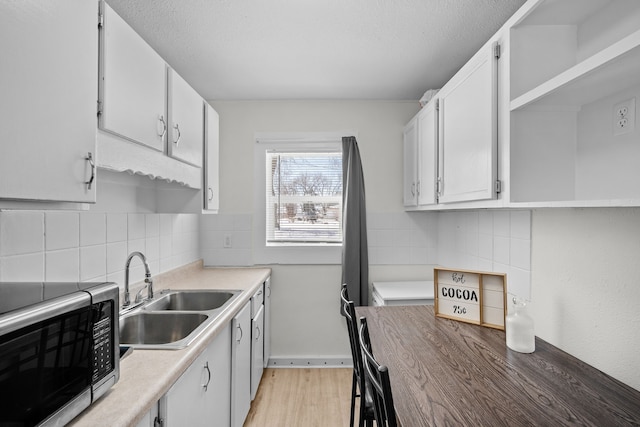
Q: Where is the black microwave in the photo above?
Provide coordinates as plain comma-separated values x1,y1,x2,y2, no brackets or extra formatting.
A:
0,282,120,427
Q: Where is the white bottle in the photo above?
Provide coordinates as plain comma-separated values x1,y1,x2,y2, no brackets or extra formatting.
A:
505,297,535,353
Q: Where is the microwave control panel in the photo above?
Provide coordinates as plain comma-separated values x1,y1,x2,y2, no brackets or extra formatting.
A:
92,301,114,383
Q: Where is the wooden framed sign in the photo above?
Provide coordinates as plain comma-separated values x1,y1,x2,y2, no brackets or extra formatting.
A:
434,267,507,330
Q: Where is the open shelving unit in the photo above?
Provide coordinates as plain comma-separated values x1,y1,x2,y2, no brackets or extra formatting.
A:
508,0,640,206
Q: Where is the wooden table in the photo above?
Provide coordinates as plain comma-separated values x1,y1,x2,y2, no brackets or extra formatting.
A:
355,305,640,426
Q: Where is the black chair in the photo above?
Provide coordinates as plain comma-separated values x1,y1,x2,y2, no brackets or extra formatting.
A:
340,284,374,427
358,316,398,427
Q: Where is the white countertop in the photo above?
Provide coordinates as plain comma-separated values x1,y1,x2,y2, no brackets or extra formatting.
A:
68,260,271,427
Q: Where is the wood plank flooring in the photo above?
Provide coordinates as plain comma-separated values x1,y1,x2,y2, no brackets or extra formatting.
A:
244,368,355,427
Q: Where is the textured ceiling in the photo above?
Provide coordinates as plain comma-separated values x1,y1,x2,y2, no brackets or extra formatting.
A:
106,0,527,101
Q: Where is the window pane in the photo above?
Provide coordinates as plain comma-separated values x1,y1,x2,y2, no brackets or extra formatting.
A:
266,151,342,244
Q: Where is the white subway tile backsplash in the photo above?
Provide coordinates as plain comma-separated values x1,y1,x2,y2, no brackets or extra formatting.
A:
107,213,127,243
160,214,175,236
45,248,79,282
0,253,44,281
233,214,252,231
478,233,493,261
146,236,160,262
80,213,106,247
127,214,146,241
510,210,531,240
493,236,510,265
80,245,106,282
145,214,160,238
493,211,510,237
510,237,531,270
127,238,146,256
106,241,127,274
479,210,493,234
0,210,200,286
45,212,79,251
0,211,44,256
437,209,532,299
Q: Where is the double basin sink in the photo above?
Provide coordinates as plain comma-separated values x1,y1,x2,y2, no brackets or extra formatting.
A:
119,289,241,349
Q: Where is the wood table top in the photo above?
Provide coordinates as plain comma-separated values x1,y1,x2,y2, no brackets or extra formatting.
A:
355,305,640,427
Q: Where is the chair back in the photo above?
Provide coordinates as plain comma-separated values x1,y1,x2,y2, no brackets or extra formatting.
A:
359,317,398,427
341,284,366,391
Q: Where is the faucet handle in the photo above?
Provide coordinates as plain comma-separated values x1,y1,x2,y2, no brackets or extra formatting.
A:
145,275,154,300
134,284,149,304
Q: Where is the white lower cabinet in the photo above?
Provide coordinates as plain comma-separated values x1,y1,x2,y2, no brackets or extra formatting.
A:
251,304,265,400
160,325,231,427
134,402,159,427
263,278,271,369
231,303,252,427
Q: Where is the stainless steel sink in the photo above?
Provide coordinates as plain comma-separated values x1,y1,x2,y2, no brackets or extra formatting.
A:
144,290,237,311
120,312,208,346
119,289,242,349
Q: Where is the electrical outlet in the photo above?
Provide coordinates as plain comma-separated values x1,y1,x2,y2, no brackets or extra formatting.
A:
613,97,635,136
224,235,232,248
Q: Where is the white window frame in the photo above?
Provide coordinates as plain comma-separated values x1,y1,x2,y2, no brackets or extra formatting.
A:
253,131,355,265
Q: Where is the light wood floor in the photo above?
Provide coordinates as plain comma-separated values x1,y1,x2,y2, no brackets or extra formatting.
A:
244,368,355,427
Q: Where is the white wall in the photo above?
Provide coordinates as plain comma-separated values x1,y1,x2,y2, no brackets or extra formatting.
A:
201,100,534,367
202,100,430,364
531,208,640,391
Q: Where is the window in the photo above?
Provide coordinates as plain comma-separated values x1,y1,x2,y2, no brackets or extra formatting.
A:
254,132,353,264
266,150,342,245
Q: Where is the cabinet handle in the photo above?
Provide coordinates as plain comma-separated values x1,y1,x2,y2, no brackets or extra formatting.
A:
173,123,181,145
85,152,95,190
208,187,214,201
411,182,415,197
266,285,271,298
417,180,421,196
158,115,167,140
202,361,211,391
255,324,261,340
236,324,243,342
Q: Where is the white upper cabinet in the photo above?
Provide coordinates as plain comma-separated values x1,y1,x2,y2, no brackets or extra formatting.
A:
404,102,438,209
417,102,438,207
509,0,640,206
204,103,220,212
0,0,98,204
403,116,419,207
99,1,166,152
437,42,499,204
168,69,204,167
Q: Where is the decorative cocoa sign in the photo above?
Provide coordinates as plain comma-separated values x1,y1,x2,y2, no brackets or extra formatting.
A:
434,267,506,330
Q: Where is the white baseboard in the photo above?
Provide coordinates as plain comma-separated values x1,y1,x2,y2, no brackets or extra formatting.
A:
267,357,352,368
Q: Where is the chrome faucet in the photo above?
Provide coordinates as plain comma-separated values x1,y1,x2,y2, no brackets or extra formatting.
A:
123,251,153,307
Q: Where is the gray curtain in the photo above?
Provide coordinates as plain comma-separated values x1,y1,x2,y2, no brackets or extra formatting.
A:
341,136,369,306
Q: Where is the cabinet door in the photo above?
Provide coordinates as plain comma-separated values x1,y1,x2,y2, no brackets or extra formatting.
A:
99,1,166,152
263,278,271,369
403,117,419,207
0,0,97,203
204,103,220,212
231,303,251,427
438,43,498,204
163,347,212,425
206,325,231,426
417,102,438,207
168,69,204,167
251,304,265,400
162,326,231,427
